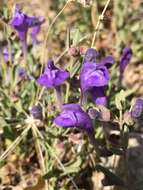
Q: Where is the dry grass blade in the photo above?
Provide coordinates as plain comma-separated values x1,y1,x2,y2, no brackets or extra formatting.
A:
34,127,80,190
0,125,31,162
91,0,112,47
32,124,48,190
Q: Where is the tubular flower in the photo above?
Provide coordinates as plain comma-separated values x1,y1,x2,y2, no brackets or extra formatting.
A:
130,98,143,118
10,5,45,43
80,62,109,92
37,59,69,88
54,104,94,134
80,48,114,106
30,105,43,120
120,47,132,73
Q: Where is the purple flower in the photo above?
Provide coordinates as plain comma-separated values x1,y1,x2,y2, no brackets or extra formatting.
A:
120,47,132,73
130,98,143,118
80,49,114,92
54,104,94,134
3,48,14,62
83,48,98,63
90,87,107,106
31,17,45,45
30,105,43,120
37,60,69,88
80,48,114,106
80,62,109,92
10,5,45,44
17,67,27,78
17,67,33,80
99,56,115,68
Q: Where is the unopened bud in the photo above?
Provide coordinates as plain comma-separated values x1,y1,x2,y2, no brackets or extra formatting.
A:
99,106,111,122
130,98,143,118
88,108,101,119
68,47,80,57
30,105,43,120
123,111,134,125
79,46,88,55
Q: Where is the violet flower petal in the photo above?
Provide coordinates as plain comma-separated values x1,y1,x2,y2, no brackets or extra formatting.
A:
37,59,69,88
10,5,45,43
63,104,82,111
30,105,43,120
54,104,94,134
130,98,143,118
3,48,14,62
99,56,115,68
90,87,107,106
54,111,77,127
120,47,132,73
31,25,41,45
83,48,98,63
80,62,109,92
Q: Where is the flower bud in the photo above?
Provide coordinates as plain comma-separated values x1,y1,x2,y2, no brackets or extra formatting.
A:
88,108,101,119
30,105,43,120
68,47,80,57
130,98,143,118
99,106,111,122
79,46,88,55
123,111,134,125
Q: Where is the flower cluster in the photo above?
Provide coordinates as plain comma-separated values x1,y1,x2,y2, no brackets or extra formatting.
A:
37,47,133,141
7,5,134,155
36,48,115,141
120,47,132,73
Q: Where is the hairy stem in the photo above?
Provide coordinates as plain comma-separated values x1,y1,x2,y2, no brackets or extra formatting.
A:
35,127,79,190
91,0,111,47
0,125,31,162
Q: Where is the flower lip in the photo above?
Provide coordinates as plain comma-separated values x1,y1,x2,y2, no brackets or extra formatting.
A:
46,59,57,70
62,104,82,112
54,103,94,134
37,59,70,88
90,87,107,106
80,62,109,92
98,55,115,68
83,48,98,63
